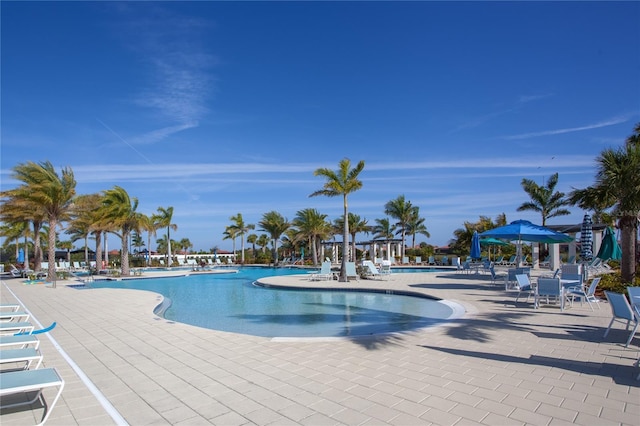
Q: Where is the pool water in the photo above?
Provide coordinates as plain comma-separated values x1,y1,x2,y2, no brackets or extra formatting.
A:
89,267,458,338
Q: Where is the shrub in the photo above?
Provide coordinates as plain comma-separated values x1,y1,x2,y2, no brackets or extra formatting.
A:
597,270,640,295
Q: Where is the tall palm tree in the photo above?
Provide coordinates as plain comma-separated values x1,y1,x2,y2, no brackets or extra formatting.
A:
310,158,365,281
292,208,330,266
406,206,430,249
98,186,141,276
258,211,290,265
228,213,255,264
67,193,102,267
384,195,415,261
137,213,159,266
569,123,640,282
517,173,571,226
153,206,177,267
222,226,238,260
256,234,270,254
8,161,76,286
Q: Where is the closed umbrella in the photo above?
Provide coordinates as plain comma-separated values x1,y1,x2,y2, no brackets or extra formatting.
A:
17,248,24,264
596,226,622,261
470,231,481,260
580,214,593,262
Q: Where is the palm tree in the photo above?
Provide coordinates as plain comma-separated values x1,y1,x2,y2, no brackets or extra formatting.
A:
179,238,192,263
371,217,395,260
256,234,270,254
247,234,258,258
228,213,255,264
153,206,177,267
406,207,430,249
222,226,238,260
310,158,365,281
8,161,76,286
67,193,102,267
334,213,368,262
292,208,330,266
517,173,571,226
569,123,640,282
137,213,159,266
258,211,290,265
98,186,141,276
384,195,415,261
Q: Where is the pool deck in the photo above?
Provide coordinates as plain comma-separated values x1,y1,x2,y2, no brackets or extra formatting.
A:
1,268,638,425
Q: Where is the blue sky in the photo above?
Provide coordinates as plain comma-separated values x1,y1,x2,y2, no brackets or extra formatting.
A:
2,1,639,252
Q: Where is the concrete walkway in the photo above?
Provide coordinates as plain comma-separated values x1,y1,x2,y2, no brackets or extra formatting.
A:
1,269,638,425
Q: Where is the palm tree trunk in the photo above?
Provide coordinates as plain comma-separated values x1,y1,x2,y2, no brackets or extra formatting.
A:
95,232,103,272
619,216,637,282
48,219,57,288
121,231,130,276
340,195,348,282
167,228,172,267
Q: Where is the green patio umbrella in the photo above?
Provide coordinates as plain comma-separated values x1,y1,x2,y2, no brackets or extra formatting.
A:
596,226,622,261
480,238,509,261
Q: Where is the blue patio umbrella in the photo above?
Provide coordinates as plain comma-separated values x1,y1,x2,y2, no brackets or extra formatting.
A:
17,248,24,264
596,226,622,261
480,220,573,266
470,231,481,259
479,220,573,244
580,214,593,262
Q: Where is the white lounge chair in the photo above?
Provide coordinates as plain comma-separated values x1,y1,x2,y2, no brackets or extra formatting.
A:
0,367,65,426
0,322,34,335
362,261,385,280
0,334,41,350
535,277,564,311
0,311,30,322
0,347,43,370
310,261,332,281
0,304,21,312
345,262,359,281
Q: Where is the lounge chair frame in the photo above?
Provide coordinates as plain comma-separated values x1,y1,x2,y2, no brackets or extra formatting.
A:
0,367,65,426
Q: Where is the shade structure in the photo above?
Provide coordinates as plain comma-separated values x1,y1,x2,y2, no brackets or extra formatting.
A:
479,220,573,244
470,231,481,259
596,226,622,261
580,214,593,262
17,248,24,263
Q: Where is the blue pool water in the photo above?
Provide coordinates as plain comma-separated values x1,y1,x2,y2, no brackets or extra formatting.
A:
88,267,457,338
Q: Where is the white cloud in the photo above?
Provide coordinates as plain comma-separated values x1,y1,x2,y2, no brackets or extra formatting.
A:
503,116,631,140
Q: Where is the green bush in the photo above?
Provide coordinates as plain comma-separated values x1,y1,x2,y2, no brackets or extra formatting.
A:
597,270,640,295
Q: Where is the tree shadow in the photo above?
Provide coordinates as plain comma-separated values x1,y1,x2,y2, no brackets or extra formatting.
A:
419,345,640,386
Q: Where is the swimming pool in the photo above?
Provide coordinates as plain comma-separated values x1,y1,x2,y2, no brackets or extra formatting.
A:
88,267,459,338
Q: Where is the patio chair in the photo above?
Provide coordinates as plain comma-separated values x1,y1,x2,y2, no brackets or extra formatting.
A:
489,264,506,286
603,291,639,347
440,256,449,266
514,274,534,304
310,261,332,281
566,277,601,311
0,367,65,426
428,256,436,265
379,260,392,278
539,255,551,268
535,277,564,311
504,255,517,267
415,256,422,265
493,256,504,265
